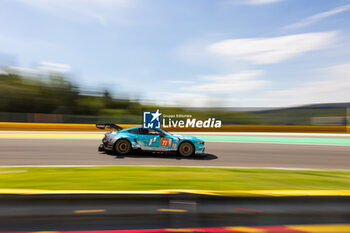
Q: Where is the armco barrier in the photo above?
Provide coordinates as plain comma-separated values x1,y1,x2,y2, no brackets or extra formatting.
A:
169,124,347,133
0,122,348,133
0,122,138,131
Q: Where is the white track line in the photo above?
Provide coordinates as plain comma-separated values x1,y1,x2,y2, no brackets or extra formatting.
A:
0,165,348,170
206,141,350,146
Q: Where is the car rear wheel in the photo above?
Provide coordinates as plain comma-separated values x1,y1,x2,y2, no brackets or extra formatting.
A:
178,142,194,157
115,139,131,155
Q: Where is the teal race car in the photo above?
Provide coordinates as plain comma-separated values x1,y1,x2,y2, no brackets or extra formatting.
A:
97,124,205,156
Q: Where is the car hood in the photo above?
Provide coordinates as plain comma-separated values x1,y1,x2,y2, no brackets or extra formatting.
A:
172,134,204,142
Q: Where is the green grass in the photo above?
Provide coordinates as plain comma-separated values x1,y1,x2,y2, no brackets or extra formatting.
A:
1,166,350,191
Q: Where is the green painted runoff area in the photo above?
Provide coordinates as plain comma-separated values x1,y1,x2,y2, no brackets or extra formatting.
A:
1,132,350,145
193,135,350,146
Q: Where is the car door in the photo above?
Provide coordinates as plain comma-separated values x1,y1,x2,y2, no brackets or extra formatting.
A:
139,129,172,151
138,128,161,150
159,134,173,150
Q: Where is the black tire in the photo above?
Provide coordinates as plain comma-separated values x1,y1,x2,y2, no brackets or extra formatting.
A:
178,142,194,157
114,139,131,155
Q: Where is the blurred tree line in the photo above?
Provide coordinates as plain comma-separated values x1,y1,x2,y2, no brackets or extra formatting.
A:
0,70,346,125
0,72,142,117
0,71,257,124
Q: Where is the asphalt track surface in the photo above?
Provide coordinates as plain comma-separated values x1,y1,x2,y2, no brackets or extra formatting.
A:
0,133,350,169
1,133,350,231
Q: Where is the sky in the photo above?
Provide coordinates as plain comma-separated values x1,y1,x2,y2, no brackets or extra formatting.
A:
1,0,350,107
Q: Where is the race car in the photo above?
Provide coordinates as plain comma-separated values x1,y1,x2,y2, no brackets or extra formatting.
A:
96,124,205,156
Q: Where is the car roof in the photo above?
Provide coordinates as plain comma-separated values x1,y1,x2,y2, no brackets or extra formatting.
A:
123,126,163,131
126,126,143,130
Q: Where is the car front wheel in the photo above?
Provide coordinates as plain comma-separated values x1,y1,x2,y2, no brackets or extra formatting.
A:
178,142,194,157
115,139,131,155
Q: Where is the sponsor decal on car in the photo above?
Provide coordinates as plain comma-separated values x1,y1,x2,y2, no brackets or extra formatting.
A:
161,138,170,146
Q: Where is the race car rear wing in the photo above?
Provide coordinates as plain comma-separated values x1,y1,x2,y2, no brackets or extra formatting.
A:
96,123,123,131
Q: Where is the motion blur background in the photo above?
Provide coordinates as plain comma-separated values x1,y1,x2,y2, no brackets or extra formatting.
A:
1,0,350,126
2,1,350,232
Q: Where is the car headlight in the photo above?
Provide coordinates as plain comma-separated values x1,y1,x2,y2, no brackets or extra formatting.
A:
196,141,204,145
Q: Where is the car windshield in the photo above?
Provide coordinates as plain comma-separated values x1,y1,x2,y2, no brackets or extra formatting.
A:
158,128,172,135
